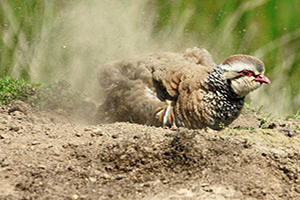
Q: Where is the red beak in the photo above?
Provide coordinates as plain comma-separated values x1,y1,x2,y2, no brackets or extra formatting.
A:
253,74,271,84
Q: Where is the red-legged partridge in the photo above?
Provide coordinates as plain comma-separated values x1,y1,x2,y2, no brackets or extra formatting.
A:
97,48,270,130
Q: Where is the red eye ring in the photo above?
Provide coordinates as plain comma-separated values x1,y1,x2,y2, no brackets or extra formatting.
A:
239,70,254,77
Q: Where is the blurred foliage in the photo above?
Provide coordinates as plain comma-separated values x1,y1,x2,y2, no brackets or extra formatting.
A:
0,0,71,80
0,0,299,115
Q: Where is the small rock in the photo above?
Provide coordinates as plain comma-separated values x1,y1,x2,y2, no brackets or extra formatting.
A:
84,128,92,131
133,135,140,139
267,123,276,129
9,126,19,132
91,129,103,136
116,174,126,180
0,158,10,167
31,140,40,145
279,123,286,127
75,132,82,137
101,173,111,179
13,111,23,120
200,183,210,187
71,194,79,200
141,182,151,187
37,165,46,169
89,177,97,183
112,134,119,139
204,188,213,192
280,129,294,137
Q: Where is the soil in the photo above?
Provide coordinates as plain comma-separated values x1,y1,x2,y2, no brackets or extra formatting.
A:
0,100,300,199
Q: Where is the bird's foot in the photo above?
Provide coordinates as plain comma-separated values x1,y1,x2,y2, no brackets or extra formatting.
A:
153,100,177,127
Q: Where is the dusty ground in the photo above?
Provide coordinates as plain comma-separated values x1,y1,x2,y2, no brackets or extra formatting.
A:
0,100,300,199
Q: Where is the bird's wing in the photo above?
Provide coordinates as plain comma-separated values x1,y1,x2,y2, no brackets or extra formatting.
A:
98,48,215,94
96,48,214,125
150,56,213,98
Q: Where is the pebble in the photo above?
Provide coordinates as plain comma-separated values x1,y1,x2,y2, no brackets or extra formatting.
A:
133,135,140,139
9,126,19,132
91,129,103,137
112,134,119,139
267,123,276,129
75,132,82,137
71,194,79,200
31,140,40,145
37,165,46,169
141,182,151,187
116,174,126,180
84,128,92,131
200,183,210,187
101,173,112,179
89,177,97,183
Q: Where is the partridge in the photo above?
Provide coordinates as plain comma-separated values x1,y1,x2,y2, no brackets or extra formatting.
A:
97,47,270,130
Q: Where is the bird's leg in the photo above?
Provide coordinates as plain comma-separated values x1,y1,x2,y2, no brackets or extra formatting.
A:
153,100,176,127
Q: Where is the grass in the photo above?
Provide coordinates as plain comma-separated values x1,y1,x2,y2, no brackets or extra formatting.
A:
0,0,300,116
0,76,88,114
0,76,40,105
234,126,255,131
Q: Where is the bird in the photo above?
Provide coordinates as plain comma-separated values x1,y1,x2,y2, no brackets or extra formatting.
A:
97,47,270,130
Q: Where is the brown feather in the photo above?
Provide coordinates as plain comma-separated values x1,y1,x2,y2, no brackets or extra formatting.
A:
96,48,266,130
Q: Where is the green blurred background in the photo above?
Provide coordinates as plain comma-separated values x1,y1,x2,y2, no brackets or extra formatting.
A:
1,0,300,116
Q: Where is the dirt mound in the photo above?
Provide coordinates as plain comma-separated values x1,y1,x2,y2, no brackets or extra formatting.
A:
0,101,300,199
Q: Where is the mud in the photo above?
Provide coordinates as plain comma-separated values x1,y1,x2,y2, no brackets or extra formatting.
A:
0,101,300,199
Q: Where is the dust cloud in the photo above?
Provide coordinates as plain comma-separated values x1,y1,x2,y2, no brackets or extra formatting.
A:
21,1,196,102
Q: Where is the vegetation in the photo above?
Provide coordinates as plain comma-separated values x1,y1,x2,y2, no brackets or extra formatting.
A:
0,0,299,116
0,76,86,113
0,76,40,105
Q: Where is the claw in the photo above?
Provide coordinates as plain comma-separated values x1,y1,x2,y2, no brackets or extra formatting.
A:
153,100,176,127
169,109,175,125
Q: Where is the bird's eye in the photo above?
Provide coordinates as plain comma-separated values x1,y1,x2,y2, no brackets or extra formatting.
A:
239,70,254,77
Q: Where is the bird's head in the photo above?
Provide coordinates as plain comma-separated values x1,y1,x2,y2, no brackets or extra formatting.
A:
219,55,271,98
